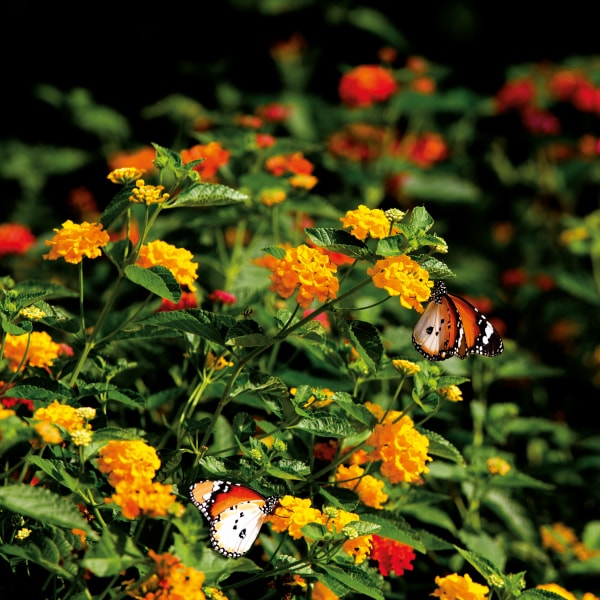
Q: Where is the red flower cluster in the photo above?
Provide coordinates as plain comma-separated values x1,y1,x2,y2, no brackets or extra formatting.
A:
370,535,416,577
0,223,35,258
339,65,398,108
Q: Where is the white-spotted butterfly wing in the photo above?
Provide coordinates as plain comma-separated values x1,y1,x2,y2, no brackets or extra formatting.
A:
412,281,503,361
189,480,279,558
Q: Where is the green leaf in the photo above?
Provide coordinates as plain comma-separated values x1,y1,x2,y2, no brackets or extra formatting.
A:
12,280,79,308
99,186,133,229
26,456,83,494
81,526,145,577
322,563,385,600
293,414,358,438
135,309,235,345
0,485,95,535
169,182,248,207
305,227,370,259
420,428,465,464
124,264,182,302
3,379,73,401
262,246,287,259
454,545,506,585
403,173,481,203
344,320,383,375
361,511,427,553
331,391,376,426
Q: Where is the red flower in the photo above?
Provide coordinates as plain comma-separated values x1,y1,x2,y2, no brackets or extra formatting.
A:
209,289,237,305
339,65,398,108
0,223,36,258
495,77,536,113
156,292,199,312
370,535,416,577
256,102,292,123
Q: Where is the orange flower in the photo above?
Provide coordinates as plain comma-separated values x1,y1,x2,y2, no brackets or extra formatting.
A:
265,152,314,176
267,495,324,540
327,123,387,163
156,291,199,312
3,331,61,372
367,255,432,313
97,440,161,487
137,240,199,291
43,220,110,264
0,223,36,257
312,581,340,600
289,173,318,189
335,463,388,509
339,65,398,108
108,146,156,172
109,479,181,519
180,142,230,182
259,188,287,206
268,245,339,308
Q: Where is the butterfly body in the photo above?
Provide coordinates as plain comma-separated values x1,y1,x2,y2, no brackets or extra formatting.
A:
412,281,503,361
189,480,279,558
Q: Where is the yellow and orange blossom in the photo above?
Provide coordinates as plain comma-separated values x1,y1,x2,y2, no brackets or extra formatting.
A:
432,573,489,600
367,255,432,313
268,245,339,309
137,240,199,292
43,220,110,264
340,204,400,240
3,331,61,372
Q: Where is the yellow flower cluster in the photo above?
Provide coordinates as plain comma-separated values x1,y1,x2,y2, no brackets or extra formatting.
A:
129,179,170,205
439,385,463,402
335,463,388,509
431,573,489,600
107,167,145,184
97,440,182,519
367,255,432,313
32,400,95,446
127,550,208,600
268,245,339,308
137,240,199,291
43,220,110,264
364,402,432,484
259,188,287,206
486,457,511,476
391,359,421,375
267,496,372,563
3,331,61,372
340,204,400,240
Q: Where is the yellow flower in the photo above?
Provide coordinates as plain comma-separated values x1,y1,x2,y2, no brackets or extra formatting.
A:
43,220,110,264
259,188,287,206
439,385,463,402
129,550,207,600
137,240,199,291
289,173,318,189
367,255,432,313
432,573,489,600
97,439,161,487
340,204,400,240
129,179,170,205
70,428,93,447
15,528,32,541
541,522,600,561
33,421,63,445
107,167,146,184
342,534,373,564
19,306,46,320
0,408,16,419
33,400,85,433
3,331,61,372
267,495,324,540
335,464,388,509
392,359,421,375
536,584,577,600
365,402,432,484
268,245,339,309
487,457,511,476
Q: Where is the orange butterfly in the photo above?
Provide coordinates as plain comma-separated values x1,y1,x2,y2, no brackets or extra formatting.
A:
412,281,504,360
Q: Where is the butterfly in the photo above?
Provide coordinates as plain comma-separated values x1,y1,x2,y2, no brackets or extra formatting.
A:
189,479,280,558
412,280,504,361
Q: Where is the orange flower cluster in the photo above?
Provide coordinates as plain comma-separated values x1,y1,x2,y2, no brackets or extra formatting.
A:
137,240,199,292
335,463,388,509
363,402,432,484
107,167,145,185
338,65,398,108
541,522,600,561
0,223,35,258
108,146,156,173
97,440,182,519
43,220,110,264
268,496,372,563
265,151,317,190
127,549,208,600
486,456,511,476
432,573,489,600
367,255,432,313
268,245,339,308
3,331,61,372
327,123,387,163
32,401,95,446
180,142,230,182
259,188,287,206
340,204,399,241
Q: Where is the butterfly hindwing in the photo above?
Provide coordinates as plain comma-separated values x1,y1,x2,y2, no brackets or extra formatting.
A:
412,281,503,361
189,480,279,558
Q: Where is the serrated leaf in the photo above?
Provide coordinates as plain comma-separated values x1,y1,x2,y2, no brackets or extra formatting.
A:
455,545,505,583
324,563,385,600
99,187,134,229
0,485,94,535
124,264,182,302
27,456,82,493
345,320,383,375
3,381,73,401
81,526,144,577
331,391,376,426
360,511,426,552
305,227,369,259
169,182,248,207
420,427,465,464
292,414,358,438
135,309,235,345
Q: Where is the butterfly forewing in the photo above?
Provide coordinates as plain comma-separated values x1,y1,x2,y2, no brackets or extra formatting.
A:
189,480,279,558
